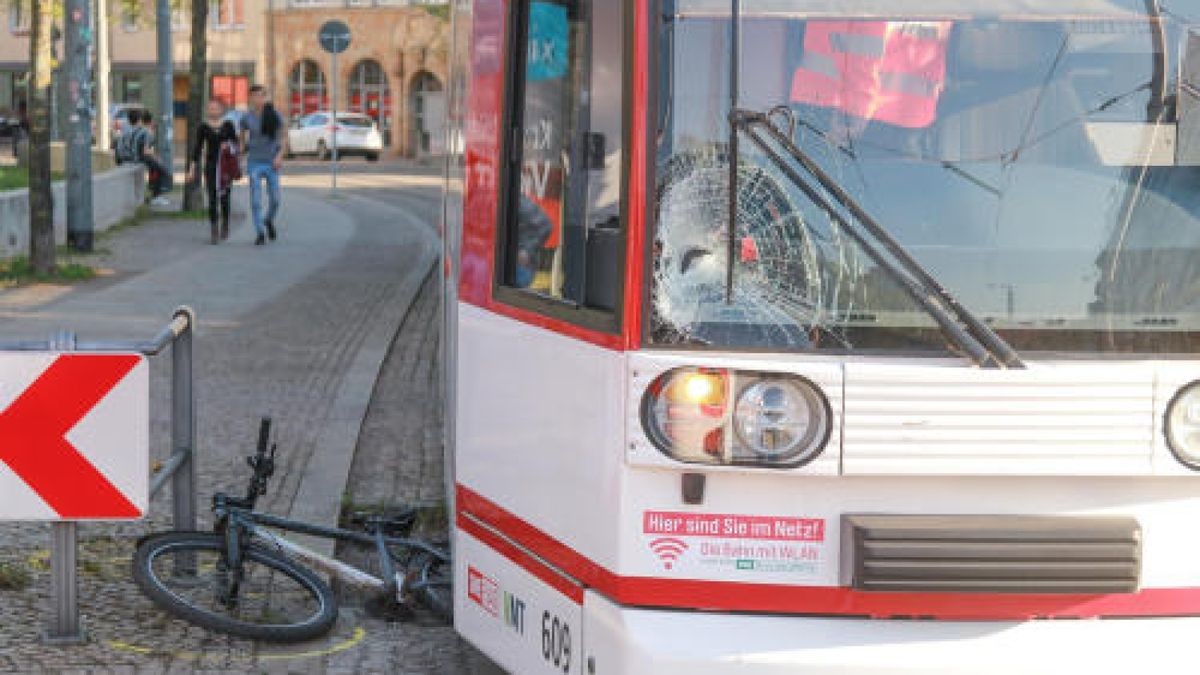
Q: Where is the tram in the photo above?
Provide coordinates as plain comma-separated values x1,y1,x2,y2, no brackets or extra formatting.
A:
441,0,1200,672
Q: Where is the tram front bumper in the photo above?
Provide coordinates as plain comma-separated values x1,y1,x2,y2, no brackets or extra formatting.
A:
584,590,1200,675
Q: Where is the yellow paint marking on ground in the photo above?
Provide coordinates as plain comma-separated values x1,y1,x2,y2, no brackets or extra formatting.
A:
257,627,368,661
105,626,368,662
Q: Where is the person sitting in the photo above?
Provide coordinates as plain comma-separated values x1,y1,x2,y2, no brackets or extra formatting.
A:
134,110,170,206
114,108,143,165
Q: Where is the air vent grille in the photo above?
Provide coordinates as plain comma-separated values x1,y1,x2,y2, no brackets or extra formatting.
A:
843,515,1141,594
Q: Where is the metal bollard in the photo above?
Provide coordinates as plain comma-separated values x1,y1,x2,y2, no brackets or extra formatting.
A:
169,309,197,579
170,307,197,535
44,330,84,645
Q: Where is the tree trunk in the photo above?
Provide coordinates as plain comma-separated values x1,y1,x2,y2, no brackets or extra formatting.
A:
28,0,56,275
181,0,207,212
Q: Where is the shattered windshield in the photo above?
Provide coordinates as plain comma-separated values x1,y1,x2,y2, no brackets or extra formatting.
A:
650,0,1200,355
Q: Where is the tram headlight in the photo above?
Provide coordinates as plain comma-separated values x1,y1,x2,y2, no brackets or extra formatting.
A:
641,369,831,468
1166,381,1200,469
734,378,829,463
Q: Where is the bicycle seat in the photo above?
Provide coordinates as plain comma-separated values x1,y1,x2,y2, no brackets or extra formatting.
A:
350,508,417,537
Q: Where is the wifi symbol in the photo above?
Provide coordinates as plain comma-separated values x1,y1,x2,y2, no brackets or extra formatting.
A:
649,537,688,570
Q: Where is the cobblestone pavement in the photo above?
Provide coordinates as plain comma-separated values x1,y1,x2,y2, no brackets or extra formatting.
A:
0,167,500,673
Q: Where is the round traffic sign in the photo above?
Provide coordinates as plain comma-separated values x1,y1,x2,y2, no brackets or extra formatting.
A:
318,20,351,54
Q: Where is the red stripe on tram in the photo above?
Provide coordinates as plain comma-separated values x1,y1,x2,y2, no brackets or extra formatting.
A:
457,484,1200,620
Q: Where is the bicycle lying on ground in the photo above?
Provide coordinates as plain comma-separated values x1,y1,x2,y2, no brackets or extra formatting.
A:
132,418,452,643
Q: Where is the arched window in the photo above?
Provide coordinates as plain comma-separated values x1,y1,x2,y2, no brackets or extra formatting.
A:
410,71,444,155
288,60,326,120
348,60,391,132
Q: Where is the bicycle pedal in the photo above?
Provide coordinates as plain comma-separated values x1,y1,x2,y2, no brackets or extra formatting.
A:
363,595,416,622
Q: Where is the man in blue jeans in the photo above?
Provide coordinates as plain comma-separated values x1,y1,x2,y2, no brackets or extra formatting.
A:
240,85,286,245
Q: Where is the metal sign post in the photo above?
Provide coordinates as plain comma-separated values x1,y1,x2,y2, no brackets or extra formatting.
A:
0,310,192,645
318,20,351,195
332,52,339,191
45,330,83,644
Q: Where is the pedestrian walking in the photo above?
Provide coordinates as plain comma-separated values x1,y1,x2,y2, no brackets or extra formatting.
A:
189,100,240,244
240,85,286,246
135,110,170,206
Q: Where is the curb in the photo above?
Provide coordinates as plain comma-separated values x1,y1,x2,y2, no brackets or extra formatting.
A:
286,196,440,558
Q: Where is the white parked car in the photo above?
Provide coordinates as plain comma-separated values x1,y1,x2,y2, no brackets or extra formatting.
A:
286,111,383,161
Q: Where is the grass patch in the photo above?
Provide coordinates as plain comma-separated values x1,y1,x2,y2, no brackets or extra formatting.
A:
0,561,32,591
0,256,96,286
0,166,66,190
154,208,208,220
107,205,150,234
57,244,113,257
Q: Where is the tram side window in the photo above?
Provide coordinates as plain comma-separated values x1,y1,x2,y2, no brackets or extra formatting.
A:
501,0,624,314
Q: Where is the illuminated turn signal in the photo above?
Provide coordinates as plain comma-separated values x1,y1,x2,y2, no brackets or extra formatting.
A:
665,370,727,407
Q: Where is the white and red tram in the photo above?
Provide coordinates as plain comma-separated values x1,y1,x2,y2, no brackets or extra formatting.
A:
441,0,1200,672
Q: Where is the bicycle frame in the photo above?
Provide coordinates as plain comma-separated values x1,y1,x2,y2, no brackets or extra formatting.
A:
209,417,450,608
213,495,449,602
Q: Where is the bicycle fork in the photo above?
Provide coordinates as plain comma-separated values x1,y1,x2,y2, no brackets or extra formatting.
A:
374,527,404,603
218,523,246,609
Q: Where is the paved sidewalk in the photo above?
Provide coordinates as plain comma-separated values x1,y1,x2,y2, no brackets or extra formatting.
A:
0,178,491,672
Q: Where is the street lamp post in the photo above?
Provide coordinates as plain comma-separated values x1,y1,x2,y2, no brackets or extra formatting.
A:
155,0,173,190
95,0,111,151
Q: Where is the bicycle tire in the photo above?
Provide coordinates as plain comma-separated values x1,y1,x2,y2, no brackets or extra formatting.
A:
133,531,338,643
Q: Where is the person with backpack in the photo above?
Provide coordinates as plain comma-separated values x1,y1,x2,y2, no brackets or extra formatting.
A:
114,108,141,165
239,85,286,246
188,100,240,243
133,110,170,206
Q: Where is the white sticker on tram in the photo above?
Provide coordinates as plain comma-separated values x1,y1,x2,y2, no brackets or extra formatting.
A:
458,532,583,675
642,510,827,579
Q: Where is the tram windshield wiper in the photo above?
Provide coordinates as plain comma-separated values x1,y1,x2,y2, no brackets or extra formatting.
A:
728,108,1025,369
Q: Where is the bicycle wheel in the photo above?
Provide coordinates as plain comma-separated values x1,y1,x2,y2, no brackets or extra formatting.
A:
132,531,338,643
408,552,453,622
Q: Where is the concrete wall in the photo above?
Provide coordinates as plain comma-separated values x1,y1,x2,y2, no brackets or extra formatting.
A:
0,165,146,257
16,142,117,173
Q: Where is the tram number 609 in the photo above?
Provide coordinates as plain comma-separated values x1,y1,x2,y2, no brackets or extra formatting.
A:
541,610,571,673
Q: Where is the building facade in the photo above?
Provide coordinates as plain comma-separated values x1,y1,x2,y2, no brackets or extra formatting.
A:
270,0,448,157
0,0,448,157
0,0,266,144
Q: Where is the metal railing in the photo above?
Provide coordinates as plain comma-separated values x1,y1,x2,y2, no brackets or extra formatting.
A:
0,307,196,644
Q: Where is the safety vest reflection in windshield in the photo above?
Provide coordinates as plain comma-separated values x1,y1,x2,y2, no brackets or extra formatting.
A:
791,21,952,129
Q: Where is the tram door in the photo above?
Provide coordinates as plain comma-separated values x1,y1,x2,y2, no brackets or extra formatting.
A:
451,0,630,671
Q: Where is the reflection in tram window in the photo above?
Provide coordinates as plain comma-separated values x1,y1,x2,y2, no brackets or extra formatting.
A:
500,0,625,312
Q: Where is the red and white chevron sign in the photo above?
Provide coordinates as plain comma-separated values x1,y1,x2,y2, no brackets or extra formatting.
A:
0,353,148,520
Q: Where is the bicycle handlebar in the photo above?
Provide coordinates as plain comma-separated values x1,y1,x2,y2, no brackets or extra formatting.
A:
243,416,277,505
256,417,272,455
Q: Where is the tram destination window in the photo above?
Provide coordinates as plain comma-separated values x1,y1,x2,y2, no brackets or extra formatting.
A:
499,0,624,317
650,1,1200,355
